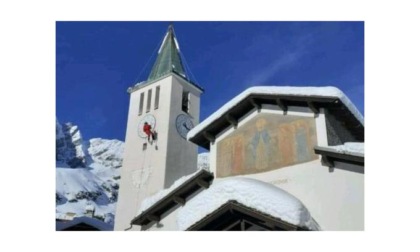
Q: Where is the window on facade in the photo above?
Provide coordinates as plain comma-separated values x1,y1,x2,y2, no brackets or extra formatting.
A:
154,86,160,110
139,92,144,115
182,91,190,113
143,143,147,151
146,89,152,113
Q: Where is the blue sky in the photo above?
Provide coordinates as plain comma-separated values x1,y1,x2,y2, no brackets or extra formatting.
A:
56,21,364,142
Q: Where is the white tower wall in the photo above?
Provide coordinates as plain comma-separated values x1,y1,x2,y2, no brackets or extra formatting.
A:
114,74,201,230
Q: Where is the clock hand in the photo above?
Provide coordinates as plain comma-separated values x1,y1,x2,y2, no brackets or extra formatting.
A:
183,122,192,130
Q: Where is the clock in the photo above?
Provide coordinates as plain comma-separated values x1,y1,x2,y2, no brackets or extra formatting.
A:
138,114,156,138
176,114,194,139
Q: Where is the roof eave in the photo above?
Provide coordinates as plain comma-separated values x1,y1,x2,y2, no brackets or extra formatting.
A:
188,93,360,150
186,200,309,231
314,146,365,165
128,71,204,94
131,170,214,228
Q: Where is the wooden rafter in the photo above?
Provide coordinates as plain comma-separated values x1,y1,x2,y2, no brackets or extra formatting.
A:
173,196,186,206
250,98,261,112
203,131,215,144
307,101,320,116
197,179,210,189
225,114,238,129
276,98,288,115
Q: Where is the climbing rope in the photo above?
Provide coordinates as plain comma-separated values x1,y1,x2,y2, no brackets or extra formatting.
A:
180,50,200,85
132,32,166,84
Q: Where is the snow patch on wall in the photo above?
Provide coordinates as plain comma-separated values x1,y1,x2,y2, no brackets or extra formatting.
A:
131,166,152,190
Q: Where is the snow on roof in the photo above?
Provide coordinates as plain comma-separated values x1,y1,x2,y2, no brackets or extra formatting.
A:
85,204,95,211
319,142,364,156
137,170,203,215
55,212,75,221
187,86,364,140
177,177,319,230
56,216,112,231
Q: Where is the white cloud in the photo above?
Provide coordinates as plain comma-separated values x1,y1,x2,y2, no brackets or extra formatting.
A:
244,32,315,86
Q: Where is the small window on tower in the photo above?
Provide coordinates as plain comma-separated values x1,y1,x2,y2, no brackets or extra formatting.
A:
143,143,147,151
139,92,144,115
182,91,190,113
154,86,160,110
146,89,152,113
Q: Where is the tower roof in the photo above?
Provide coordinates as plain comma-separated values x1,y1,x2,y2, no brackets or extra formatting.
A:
147,24,187,82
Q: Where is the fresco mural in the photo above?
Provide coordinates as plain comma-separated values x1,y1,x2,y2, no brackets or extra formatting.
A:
217,113,318,177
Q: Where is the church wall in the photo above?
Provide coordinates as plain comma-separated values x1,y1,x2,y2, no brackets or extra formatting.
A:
209,105,364,230
243,159,364,230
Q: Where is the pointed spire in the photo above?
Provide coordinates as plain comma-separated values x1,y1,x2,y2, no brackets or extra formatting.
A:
147,24,187,82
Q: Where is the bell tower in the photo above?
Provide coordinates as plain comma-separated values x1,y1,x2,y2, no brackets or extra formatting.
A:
114,24,203,230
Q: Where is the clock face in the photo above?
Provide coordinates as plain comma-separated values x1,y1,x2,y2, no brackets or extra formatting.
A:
176,114,194,139
138,114,156,138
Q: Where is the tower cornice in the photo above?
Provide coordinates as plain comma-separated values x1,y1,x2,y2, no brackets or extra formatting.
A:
128,72,204,94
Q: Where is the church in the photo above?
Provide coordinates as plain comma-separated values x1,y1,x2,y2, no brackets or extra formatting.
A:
114,24,364,231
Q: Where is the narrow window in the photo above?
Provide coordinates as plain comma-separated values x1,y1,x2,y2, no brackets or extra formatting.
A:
139,92,144,115
182,91,190,113
146,89,152,113
143,143,147,151
154,86,160,110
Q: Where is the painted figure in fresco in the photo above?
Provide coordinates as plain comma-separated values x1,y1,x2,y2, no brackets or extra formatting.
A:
278,124,296,166
232,136,244,175
219,139,234,177
294,120,311,162
247,118,271,171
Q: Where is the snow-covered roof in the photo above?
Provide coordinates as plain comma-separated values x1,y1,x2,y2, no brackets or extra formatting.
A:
132,169,214,227
177,177,320,230
318,142,364,156
138,170,203,215
85,204,95,211
56,217,112,231
314,142,364,173
55,212,75,221
188,86,364,149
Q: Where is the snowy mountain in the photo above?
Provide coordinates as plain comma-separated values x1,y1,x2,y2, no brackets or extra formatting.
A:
56,118,210,229
56,118,124,227
197,152,210,171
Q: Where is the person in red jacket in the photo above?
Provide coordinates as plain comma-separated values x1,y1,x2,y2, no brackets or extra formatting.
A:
143,122,155,142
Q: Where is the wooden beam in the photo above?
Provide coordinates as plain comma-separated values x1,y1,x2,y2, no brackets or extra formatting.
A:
321,156,335,173
314,147,364,164
250,98,261,112
276,98,288,115
147,214,160,222
203,131,215,144
307,101,320,116
225,114,238,129
173,196,186,206
222,219,242,231
197,179,210,189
